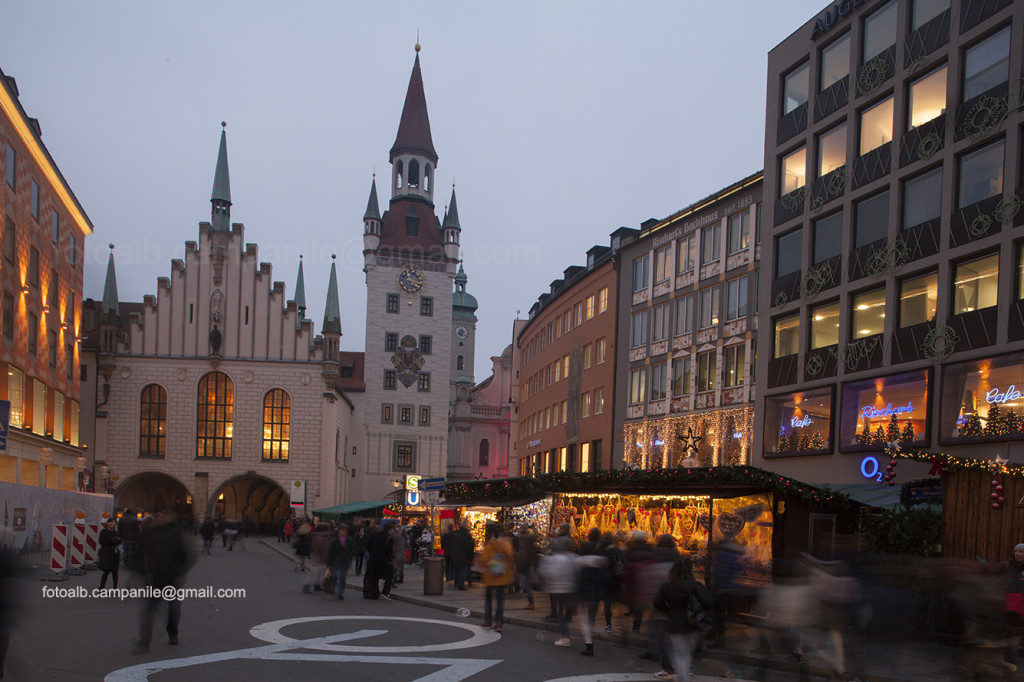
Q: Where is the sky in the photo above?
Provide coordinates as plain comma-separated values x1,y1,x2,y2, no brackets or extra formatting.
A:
2,1,825,378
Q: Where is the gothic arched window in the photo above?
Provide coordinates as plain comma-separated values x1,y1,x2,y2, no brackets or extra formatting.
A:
197,371,233,458
139,384,167,457
262,389,291,461
424,164,431,192
479,439,490,466
396,160,404,189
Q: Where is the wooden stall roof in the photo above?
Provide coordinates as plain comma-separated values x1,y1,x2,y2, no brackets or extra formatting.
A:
442,466,852,511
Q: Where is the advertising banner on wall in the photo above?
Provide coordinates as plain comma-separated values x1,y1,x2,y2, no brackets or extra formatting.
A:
0,482,112,555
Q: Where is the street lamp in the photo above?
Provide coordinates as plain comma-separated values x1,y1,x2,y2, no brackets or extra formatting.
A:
38,447,53,488
75,456,88,492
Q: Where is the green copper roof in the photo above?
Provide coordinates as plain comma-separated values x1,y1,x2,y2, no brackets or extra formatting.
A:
294,258,307,328
322,260,341,335
442,188,460,229
100,249,119,325
363,177,381,221
210,124,232,231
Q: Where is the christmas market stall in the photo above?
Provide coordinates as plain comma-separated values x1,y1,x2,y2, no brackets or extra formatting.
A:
892,449,1024,564
443,467,858,582
437,480,552,550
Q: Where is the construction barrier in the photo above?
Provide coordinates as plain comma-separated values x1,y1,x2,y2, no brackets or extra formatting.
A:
83,523,99,567
50,524,68,572
66,523,86,575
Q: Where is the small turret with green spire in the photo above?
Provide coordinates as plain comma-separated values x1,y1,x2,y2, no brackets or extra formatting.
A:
294,255,307,329
210,122,232,232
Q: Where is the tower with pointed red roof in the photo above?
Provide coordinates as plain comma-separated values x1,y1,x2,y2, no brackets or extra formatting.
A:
360,45,459,501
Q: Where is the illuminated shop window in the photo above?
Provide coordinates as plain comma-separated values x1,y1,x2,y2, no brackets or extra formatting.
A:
840,369,929,450
941,353,1024,442
764,386,833,455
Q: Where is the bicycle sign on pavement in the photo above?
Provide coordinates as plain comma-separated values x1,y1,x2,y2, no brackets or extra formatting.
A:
106,616,501,682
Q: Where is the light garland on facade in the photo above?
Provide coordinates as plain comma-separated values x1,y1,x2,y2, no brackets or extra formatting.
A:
623,406,755,469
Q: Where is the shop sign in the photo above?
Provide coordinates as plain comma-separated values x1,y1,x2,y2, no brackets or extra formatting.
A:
811,0,868,39
860,456,882,481
861,401,914,420
527,438,542,448
987,385,1023,404
790,415,813,428
405,475,421,507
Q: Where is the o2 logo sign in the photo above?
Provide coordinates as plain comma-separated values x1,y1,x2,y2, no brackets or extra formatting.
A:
860,456,883,482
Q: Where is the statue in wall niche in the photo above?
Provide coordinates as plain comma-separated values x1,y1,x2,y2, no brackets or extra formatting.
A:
210,326,222,354
211,290,224,323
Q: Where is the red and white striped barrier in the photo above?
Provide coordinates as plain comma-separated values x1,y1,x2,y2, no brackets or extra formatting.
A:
68,524,86,573
83,524,99,565
50,524,68,572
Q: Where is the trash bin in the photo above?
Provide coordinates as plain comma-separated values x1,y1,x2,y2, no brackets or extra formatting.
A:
423,556,444,595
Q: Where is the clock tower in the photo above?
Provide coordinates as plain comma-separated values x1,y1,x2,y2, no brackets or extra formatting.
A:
360,46,460,502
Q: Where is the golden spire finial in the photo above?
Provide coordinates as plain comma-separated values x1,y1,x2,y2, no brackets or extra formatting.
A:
415,31,420,53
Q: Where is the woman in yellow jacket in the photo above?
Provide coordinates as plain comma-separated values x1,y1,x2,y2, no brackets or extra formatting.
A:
479,523,516,632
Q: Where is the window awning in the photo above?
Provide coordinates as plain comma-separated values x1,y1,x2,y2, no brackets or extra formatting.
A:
314,500,392,520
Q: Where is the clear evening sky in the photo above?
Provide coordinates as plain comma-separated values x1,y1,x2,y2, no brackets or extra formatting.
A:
3,1,825,376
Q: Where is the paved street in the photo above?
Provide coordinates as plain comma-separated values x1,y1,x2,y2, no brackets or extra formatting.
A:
3,535,762,682
6,535,1017,681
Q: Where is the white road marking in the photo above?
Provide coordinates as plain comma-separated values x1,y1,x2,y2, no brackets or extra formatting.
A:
248,615,500,653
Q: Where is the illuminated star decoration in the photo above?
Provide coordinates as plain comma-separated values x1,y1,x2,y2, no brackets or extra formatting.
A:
678,427,703,456
991,455,1009,475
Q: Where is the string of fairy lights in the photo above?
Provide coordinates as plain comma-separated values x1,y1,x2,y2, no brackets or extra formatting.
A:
622,406,755,469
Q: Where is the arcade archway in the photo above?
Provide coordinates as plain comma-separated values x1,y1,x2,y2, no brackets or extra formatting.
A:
114,472,192,517
211,474,289,534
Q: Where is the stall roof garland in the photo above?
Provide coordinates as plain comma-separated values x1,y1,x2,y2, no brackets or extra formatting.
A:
891,448,1024,477
443,466,852,509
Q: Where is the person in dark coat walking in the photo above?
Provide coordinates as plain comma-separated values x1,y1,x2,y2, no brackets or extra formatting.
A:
364,522,395,599
448,520,476,590
134,509,196,654
118,510,141,570
98,518,121,589
326,524,356,599
654,556,714,682
515,525,539,609
199,518,215,555
352,522,368,576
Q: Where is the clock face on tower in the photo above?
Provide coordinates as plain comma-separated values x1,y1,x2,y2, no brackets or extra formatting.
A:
397,265,425,294
455,326,469,340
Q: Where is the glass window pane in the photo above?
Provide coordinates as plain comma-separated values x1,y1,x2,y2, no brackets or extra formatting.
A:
859,97,893,156
903,167,943,229
954,253,999,314
909,65,947,128
774,313,801,358
959,140,1004,208
813,210,844,264
852,288,886,338
912,0,949,30
964,26,1011,102
863,0,897,62
855,191,889,248
784,62,809,114
818,124,847,176
776,229,803,277
782,147,806,194
811,302,840,349
1019,244,1024,300
899,272,938,327
821,34,850,90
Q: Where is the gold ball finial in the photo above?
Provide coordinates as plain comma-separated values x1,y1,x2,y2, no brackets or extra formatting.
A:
415,43,420,53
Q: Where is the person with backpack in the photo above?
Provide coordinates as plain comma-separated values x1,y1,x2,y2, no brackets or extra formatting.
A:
653,556,714,682
479,523,515,632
